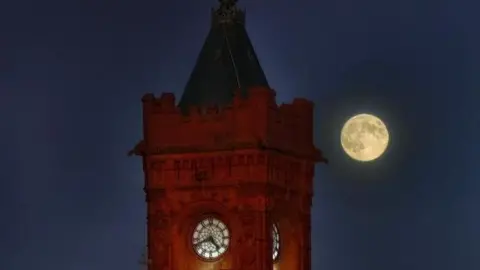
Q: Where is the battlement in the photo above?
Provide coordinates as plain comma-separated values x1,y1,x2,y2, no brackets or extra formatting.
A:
141,87,318,159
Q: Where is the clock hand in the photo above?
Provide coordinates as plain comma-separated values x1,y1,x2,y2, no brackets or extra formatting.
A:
207,236,220,249
194,237,209,246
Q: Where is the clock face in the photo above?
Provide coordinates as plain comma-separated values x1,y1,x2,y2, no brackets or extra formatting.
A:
192,217,230,260
272,223,280,261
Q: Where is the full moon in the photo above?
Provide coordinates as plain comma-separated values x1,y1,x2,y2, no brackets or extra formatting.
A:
340,113,389,162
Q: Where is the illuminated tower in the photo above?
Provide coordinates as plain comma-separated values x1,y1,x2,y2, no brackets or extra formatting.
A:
129,0,327,269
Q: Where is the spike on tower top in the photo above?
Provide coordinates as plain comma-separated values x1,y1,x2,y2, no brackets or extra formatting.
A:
178,0,269,113
213,0,243,25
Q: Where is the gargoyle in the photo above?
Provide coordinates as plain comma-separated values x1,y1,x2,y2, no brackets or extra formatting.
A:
128,140,146,156
316,149,329,164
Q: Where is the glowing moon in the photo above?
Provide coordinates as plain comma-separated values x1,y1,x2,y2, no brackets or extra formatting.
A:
340,113,389,162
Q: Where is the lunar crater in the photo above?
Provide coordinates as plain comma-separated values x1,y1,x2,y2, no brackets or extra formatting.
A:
340,114,389,162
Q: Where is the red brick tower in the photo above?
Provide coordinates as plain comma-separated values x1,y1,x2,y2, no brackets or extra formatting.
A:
129,1,327,269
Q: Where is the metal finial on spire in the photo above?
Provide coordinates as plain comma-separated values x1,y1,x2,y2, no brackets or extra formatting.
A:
219,0,238,7
215,0,239,24
178,0,268,112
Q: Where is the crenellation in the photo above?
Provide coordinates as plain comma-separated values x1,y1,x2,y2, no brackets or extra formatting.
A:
141,93,155,102
142,86,317,162
158,92,176,110
265,99,315,157
247,86,277,107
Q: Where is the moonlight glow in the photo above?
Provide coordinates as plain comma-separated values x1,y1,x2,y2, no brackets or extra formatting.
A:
340,113,389,162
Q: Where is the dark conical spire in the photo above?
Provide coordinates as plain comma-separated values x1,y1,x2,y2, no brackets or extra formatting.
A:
178,0,270,112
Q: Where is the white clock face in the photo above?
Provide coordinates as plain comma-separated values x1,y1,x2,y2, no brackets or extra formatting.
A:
272,223,280,261
192,217,230,260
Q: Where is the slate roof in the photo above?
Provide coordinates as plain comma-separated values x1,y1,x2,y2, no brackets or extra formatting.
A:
178,0,270,112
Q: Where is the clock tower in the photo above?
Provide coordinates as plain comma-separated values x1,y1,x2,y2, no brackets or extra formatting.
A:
129,1,327,269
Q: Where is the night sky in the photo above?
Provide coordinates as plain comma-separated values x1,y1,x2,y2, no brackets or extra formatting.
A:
1,0,479,269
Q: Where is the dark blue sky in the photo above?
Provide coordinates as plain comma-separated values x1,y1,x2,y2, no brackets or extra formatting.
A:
1,0,479,269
